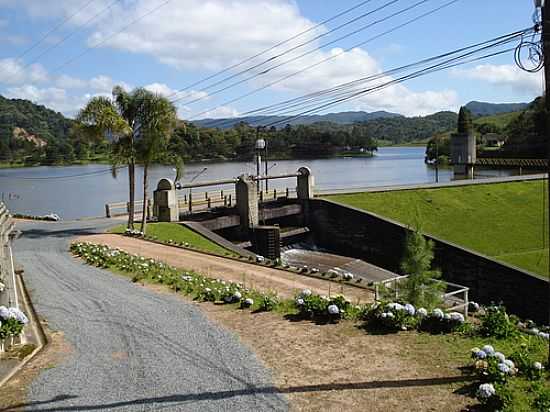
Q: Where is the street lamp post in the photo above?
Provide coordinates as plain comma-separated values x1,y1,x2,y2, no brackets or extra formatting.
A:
187,167,207,212
255,127,266,192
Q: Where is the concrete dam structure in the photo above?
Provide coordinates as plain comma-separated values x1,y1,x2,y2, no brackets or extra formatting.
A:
152,170,549,323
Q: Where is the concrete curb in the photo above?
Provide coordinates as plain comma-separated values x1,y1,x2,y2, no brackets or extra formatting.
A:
0,271,47,388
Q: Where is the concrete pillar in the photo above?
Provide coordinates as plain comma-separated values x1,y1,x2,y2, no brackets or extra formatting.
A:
153,178,179,222
451,133,476,180
296,167,314,199
235,175,258,230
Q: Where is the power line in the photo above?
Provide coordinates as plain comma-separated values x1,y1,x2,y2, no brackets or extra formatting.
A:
49,0,173,75
16,0,97,60
189,0,459,121
0,166,126,181
175,0,430,107
20,0,122,71
196,28,531,130
170,0,401,103
165,0,378,99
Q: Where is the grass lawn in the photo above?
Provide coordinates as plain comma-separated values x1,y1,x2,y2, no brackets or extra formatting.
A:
109,222,235,256
327,180,549,277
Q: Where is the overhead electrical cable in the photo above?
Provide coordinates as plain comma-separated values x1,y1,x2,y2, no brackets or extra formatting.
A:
21,0,122,71
188,0,460,121
16,0,97,60
170,0,402,102
49,0,173,75
196,27,532,130
163,0,378,99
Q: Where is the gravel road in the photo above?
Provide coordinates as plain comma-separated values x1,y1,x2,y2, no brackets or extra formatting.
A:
11,218,287,411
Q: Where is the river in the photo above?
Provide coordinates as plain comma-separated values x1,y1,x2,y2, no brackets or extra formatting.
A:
0,146,513,220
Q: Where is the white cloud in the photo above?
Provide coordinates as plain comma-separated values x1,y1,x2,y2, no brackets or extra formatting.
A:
0,58,48,85
55,74,87,89
4,84,86,115
7,0,459,116
452,64,542,95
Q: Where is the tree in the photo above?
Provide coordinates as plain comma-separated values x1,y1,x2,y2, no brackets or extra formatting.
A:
457,106,474,135
133,89,177,234
400,225,444,308
76,93,134,227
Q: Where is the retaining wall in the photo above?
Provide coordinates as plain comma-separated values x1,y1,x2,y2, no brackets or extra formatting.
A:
306,198,549,323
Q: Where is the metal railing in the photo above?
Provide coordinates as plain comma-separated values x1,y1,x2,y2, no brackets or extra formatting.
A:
373,275,470,316
105,187,296,217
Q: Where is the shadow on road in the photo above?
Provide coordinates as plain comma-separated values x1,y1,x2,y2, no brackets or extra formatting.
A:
1,375,475,411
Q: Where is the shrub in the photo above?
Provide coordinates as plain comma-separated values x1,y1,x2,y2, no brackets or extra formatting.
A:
257,292,279,312
479,305,519,339
399,225,444,309
295,290,352,321
471,345,518,384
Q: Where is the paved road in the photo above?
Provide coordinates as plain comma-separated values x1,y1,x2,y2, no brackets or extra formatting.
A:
11,218,287,411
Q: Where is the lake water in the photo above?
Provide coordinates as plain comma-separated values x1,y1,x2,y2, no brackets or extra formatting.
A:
0,146,512,220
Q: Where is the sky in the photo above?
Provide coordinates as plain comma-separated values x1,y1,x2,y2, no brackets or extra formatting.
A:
0,0,544,119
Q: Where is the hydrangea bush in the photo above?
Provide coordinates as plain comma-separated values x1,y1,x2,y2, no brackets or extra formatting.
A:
294,289,358,322
0,306,29,352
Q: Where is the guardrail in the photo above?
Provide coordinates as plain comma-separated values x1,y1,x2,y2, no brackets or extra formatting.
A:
105,187,296,218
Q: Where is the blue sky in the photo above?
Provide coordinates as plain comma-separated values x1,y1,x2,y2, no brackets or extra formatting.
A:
0,0,543,118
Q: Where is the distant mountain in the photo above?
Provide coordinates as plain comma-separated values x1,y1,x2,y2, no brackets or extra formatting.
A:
193,110,401,129
465,101,529,117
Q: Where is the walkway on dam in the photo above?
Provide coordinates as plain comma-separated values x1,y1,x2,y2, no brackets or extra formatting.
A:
9,218,287,411
317,173,547,196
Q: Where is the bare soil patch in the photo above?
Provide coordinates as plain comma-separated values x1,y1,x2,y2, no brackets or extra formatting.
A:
76,234,373,302
199,304,473,412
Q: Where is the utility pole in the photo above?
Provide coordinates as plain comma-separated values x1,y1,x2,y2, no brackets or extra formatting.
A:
540,0,550,368
435,139,439,183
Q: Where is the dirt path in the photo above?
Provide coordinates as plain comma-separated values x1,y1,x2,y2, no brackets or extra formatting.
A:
77,234,373,302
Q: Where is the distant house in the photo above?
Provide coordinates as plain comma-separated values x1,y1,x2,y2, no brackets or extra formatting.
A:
482,133,506,148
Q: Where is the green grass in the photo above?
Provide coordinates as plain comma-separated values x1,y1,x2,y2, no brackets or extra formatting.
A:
327,180,549,277
109,222,235,256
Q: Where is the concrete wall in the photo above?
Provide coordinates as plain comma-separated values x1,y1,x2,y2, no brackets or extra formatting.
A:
307,198,549,323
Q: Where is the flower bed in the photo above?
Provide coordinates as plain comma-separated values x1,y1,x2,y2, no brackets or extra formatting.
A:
0,306,29,352
469,341,549,411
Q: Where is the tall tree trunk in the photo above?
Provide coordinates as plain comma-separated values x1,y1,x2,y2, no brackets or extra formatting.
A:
128,158,135,229
140,163,148,234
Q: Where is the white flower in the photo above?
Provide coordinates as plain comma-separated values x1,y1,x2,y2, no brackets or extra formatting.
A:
449,312,465,323
432,308,444,319
7,307,28,324
482,345,495,356
533,362,544,370
497,363,511,374
404,303,416,316
300,289,312,297
385,311,395,319
538,332,550,340
232,291,242,300
477,383,496,399
296,298,305,306
243,298,254,307
327,305,340,315
204,288,212,293
343,272,354,280
417,308,428,317
474,350,487,359
494,352,506,362
320,295,330,301
0,306,9,319
503,359,515,369
387,302,404,312
469,302,480,312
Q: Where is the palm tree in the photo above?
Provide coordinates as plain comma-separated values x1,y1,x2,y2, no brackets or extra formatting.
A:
76,87,146,229
133,90,177,234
